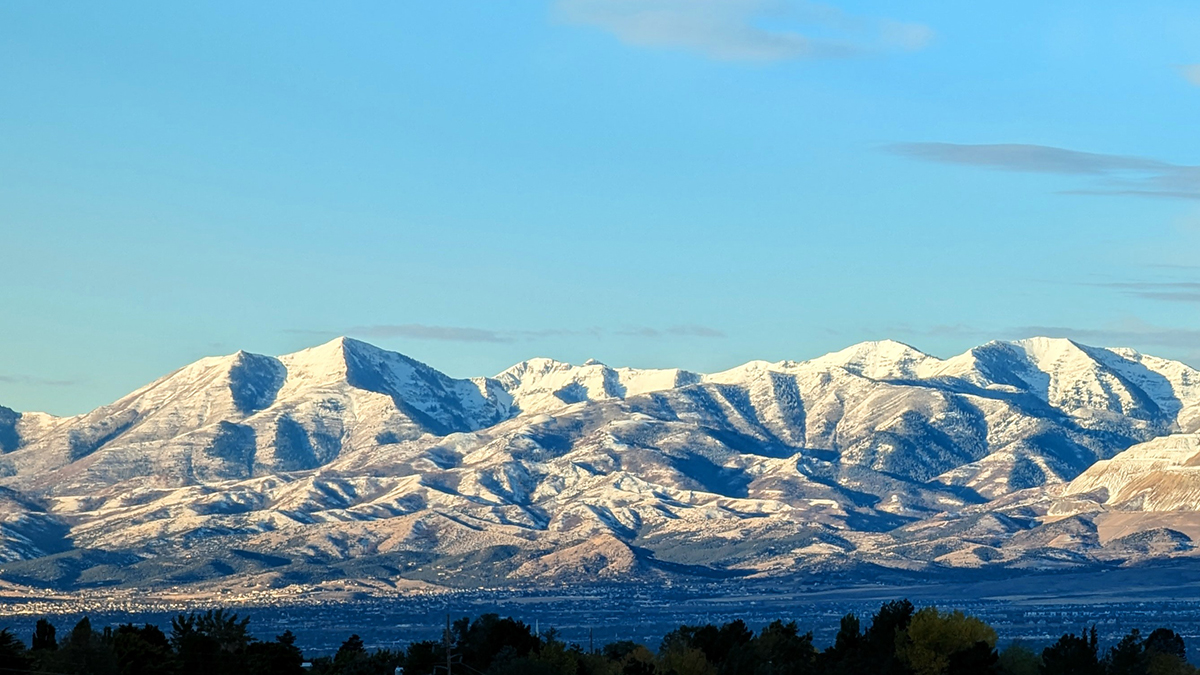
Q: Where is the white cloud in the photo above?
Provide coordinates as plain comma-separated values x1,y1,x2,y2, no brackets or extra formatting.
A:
1180,65,1200,86
555,0,933,62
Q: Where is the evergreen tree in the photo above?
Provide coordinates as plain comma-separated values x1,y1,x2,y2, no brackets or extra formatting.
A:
331,634,371,675
820,613,863,675
0,629,31,675
753,620,816,675
1105,629,1145,675
30,619,56,652
401,640,444,675
56,617,118,675
246,631,305,675
1040,627,1101,675
114,624,176,675
864,600,916,675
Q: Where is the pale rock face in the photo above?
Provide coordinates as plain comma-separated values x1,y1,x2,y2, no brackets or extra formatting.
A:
0,336,1198,590
1062,434,1200,510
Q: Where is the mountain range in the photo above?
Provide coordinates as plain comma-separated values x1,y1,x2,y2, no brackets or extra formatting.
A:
1,336,1199,594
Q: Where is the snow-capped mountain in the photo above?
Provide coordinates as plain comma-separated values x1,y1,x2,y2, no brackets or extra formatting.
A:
0,336,1198,591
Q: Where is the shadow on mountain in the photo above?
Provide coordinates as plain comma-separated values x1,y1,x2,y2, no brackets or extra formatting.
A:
670,453,751,498
0,407,20,453
228,352,286,415
0,549,144,590
201,421,257,480
703,428,796,459
274,415,341,470
628,544,755,579
67,409,139,461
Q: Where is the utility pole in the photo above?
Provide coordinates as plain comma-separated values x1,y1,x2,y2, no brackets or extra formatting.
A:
589,627,594,655
444,613,452,675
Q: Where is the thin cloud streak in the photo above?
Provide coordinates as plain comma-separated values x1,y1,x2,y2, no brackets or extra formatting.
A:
614,324,727,338
337,323,726,343
885,142,1200,201
1060,189,1200,201
669,324,727,338
556,0,933,62
886,143,1169,175
1087,281,1200,304
0,375,78,387
349,324,513,343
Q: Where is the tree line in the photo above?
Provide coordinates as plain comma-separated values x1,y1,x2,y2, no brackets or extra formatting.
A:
0,600,1194,675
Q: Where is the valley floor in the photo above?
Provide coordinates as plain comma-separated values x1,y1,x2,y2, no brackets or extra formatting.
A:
4,564,1200,658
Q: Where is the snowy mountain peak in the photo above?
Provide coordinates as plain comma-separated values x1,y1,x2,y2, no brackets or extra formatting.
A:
276,337,354,385
802,339,939,380
495,357,698,414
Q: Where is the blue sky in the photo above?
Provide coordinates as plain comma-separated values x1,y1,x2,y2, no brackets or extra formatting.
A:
2,0,1199,415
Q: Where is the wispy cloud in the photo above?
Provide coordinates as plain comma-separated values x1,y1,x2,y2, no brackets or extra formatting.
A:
349,324,514,343
1088,281,1200,304
1145,262,1200,271
555,0,933,62
0,375,78,387
614,324,728,338
319,323,726,343
885,142,1200,201
1181,65,1200,86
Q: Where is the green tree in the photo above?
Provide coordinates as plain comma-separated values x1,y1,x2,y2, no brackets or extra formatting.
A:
897,607,997,675
753,620,816,675
660,621,753,674
576,650,619,675
114,624,175,675
1145,629,1187,661
620,645,658,675
452,614,540,673
1105,629,1146,675
532,635,580,675
246,631,306,675
332,634,373,675
998,643,1040,675
55,617,118,675
1146,652,1198,675
660,644,713,675
401,640,444,675
171,609,252,675
366,649,404,675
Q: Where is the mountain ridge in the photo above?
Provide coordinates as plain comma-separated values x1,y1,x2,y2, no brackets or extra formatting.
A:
0,335,1198,593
